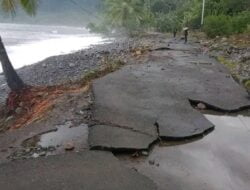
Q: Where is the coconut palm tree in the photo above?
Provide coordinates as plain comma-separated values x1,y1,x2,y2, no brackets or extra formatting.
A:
104,0,144,32
0,0,38,91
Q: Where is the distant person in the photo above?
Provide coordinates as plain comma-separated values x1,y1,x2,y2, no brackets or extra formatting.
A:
183,27,189,44
173,28,177,39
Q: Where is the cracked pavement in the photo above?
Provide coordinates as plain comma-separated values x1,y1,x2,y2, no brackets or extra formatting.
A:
90,44,250,151
1,38,250,190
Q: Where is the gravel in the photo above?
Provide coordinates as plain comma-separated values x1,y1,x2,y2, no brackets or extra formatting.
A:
0,38,143,104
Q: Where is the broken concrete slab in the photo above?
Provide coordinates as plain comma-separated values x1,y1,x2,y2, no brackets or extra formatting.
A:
89,125,156,151
0,151,157,190
119,114,250,190
92,50,250,150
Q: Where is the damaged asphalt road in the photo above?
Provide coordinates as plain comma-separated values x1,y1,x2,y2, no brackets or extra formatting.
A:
1,38,250,190
0,151,157,190
90,46,250,151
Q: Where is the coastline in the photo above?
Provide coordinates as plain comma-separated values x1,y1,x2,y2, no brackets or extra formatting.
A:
0,37,144,105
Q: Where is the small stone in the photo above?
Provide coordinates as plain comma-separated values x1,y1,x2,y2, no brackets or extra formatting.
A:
25,148,31,153
32,153,39,158
156,163,160,167
39,152,46,157
136,50,142,55
221,37,227,42
15,107,23,114
149,160,155,165
42,63,47,68
197,103,206,110
64,142,75,151
19,102,24,107
141,151,149,156
43,92,49,98
79,110,85,115
69,63,75,67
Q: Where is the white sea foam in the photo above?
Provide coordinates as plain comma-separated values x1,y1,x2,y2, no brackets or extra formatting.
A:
0,23,109,72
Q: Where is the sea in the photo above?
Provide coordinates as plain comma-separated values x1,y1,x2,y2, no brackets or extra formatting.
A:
0,23,108,73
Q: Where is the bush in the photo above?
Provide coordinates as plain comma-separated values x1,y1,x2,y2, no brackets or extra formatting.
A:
231,11,250,33
204,15,232,38
155,13,182,33
204,11,250,38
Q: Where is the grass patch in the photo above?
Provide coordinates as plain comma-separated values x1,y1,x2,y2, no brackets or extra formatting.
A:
243,79,250,89
217,56,238,71
217,56,240,82
80,58,125,86
218,56,250,90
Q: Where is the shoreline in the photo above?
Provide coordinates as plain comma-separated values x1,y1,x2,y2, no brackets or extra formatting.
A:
0,36,144,104
1,32,249,105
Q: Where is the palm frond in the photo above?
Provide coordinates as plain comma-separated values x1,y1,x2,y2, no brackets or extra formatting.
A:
19,0,38,16
1,0,17,15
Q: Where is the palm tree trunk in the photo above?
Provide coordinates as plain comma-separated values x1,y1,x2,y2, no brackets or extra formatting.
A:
0,36,25,92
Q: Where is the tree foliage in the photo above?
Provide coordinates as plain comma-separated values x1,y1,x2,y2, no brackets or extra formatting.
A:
1,0,38,15
100,0,249,36
104,0,144,33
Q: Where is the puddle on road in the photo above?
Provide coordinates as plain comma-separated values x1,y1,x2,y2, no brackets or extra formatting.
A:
23,122,89,155
118,113,250,190
38,122,88,149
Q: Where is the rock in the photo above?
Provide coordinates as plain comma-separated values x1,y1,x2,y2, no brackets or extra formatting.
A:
64,142,75,151
69,63,75,68
19,102,24,107
79,110,85,115
32,153,39,158
197,103,207,110
39,152,46,157
141,151,149,156
221,37,227,42
136,50,142,55
42,63,47,68
25,148,31,153
43,92,49,98
15,107,23,114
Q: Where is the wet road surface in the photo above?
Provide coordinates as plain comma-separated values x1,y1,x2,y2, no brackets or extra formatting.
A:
118,114,250,190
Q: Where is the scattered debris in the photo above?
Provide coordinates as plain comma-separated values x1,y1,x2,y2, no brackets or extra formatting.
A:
197,103,207,110
64,142,75,151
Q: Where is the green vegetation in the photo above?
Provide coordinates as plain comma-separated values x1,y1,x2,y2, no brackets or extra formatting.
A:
204,11,250,38
204,15,232,38
89,0,250,38
1,0,38,15
80,58,125,86
243,80,250,89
